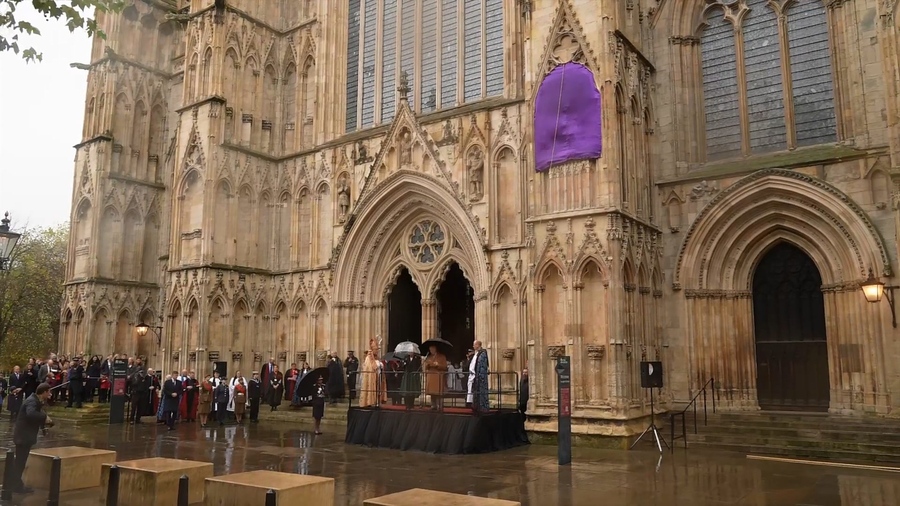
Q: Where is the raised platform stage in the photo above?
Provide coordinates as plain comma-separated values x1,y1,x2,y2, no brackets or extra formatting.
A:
345,405,529,454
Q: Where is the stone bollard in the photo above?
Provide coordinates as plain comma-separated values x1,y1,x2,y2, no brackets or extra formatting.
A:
106,465,119,506
177,475,189,506
46,456,62,506
265,488,276,506
1,449,15,501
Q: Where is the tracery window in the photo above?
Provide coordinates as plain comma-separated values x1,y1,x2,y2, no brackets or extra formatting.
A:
700,0,837,160
345,0,505,132
408,220,445,265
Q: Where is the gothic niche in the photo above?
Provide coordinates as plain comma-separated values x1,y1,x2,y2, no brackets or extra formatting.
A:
467,147,485,202
408,220,446,265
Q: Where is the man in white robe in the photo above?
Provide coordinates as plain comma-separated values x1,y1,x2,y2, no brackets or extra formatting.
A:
227,372,245,412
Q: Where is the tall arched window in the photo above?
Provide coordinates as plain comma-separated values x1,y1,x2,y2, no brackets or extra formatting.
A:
345,0,505,131
700,0,837,160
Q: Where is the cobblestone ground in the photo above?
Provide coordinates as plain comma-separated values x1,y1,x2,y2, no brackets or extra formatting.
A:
1,416,898,505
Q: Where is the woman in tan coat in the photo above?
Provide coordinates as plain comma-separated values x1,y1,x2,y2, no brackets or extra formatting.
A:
423,345,448,410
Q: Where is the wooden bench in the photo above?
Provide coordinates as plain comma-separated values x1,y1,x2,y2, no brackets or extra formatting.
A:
100,457,213,506
364,488,520,506
24,446,116,492
204,470,334,506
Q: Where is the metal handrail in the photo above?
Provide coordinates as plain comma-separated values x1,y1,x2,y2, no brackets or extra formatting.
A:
669,377,716,452
344,370,521,414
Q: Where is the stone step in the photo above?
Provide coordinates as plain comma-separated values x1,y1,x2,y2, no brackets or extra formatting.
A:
685,440,900,465
670,412,900,464
690,418,900,435
689,432,900,454
257,406,348,426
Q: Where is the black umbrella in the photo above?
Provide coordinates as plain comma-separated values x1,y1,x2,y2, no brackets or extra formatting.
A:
294,367,329,406
421,338,453,356
382,351,409,362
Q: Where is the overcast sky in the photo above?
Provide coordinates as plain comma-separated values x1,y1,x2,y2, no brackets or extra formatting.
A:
0,4,93,231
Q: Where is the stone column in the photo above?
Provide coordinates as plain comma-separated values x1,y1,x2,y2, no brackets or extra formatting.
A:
421,299,436,341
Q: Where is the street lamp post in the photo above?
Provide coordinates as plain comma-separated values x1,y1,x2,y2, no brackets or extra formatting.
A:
860,268,898,328
0,212,22,271
135,322,164,347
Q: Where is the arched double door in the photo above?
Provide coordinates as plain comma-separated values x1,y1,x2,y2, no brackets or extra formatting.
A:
387,262,474,364
752,242,830,412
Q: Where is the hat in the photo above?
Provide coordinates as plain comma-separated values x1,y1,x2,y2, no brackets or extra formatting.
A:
348,350,355,353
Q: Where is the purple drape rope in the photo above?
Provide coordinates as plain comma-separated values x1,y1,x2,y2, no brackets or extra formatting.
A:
548,64,568,170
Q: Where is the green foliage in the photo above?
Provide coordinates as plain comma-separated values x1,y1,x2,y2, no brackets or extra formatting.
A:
0,0,126,62
0,223,68,369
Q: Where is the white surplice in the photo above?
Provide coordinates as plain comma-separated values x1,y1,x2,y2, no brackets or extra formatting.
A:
466,353,478,404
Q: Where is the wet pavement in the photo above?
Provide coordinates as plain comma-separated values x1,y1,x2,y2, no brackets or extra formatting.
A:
1,417,899,505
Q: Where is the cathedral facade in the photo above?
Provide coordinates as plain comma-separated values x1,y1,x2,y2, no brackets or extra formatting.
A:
61,0,900,438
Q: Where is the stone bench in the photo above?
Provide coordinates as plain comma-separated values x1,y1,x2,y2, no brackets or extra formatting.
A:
100,457,213,506
204,470,334,505
364,489,520,506
24,446,116,492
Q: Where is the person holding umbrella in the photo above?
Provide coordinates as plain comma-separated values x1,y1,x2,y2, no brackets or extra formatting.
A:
312,375,327,435
422,342,449,411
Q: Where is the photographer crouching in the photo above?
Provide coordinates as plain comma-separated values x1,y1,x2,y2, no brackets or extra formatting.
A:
7,382,53,496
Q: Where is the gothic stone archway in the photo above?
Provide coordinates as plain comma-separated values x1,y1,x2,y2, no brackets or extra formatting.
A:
332,172,489,358
676,169,892,414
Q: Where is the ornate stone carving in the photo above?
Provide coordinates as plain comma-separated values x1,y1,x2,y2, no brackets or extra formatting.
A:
586,345,606,360
254,352,262,362
278,351,287,360
315,350,328,361
208,351,220,361
467,148,484,201
547,345,565,358
354,141,371,164
398,128,413,167
296,352,307,363
689,180,719,201
189,352,197,362
502,348,516,360
408,220,446,265
337,173,351,223
437,120,457,147
172,351,180,361
232,351,243,361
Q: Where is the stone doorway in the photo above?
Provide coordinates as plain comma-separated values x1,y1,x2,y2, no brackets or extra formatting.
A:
752,242,830,412
436,262,475,365
387,267,423,354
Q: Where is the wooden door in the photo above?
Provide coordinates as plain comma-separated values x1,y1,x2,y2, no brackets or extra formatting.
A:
752,242,830,412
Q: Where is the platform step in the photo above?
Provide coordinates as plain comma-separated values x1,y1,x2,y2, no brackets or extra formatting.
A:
45,403,111,425
257,406,349,426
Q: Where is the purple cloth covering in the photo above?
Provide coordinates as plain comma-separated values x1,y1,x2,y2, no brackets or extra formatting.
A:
534,62,602,172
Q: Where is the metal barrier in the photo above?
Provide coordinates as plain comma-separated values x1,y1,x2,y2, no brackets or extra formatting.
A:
348,370,521,413
46,456,61,506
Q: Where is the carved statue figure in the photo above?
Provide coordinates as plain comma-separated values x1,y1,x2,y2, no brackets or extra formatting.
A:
337,175,351,221
467,149,484,201
399,130,413,167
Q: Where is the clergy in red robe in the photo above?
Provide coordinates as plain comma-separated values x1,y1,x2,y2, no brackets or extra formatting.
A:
285,364,300,401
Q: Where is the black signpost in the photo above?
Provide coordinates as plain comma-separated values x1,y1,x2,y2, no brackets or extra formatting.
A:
555,356,572,466
109,358,128,424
